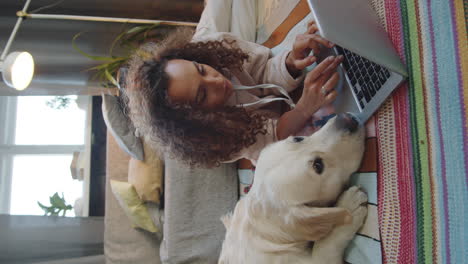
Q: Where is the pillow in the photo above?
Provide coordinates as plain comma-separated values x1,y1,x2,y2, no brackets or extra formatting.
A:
101,94,144,161
128,141,164,204
110,180,158,233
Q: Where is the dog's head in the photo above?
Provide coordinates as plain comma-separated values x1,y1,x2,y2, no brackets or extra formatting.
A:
247,113,366,240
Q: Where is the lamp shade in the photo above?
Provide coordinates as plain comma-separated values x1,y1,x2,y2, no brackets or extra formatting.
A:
2,51,34,90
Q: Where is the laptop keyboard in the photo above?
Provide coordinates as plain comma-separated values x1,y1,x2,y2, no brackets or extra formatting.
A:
335,46,391,109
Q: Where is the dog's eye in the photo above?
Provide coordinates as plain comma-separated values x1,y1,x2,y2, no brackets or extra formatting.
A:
312,158,324,174
292,137,304,143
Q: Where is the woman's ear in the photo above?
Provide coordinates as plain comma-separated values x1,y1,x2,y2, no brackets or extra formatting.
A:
286,206,352,241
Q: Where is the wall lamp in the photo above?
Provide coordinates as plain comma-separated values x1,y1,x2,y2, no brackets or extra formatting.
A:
0,0,197,91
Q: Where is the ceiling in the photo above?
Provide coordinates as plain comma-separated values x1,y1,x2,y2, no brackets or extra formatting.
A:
0,0,203,95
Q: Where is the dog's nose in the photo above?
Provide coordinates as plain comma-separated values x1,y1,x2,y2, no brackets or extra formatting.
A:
335,113,360,133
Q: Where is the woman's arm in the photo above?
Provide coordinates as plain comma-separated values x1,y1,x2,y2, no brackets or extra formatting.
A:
229,52,341,163
192,0,233,40
276,55,343,140
245,20,334,93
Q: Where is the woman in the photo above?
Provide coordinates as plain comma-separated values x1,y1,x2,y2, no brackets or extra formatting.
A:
124,21,343,168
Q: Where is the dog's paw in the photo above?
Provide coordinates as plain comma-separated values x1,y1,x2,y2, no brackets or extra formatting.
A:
336,186,368,230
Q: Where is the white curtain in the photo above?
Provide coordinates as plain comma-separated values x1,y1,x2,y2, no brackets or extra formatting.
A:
0,215,104,264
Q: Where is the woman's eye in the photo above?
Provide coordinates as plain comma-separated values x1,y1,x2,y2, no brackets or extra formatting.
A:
198,64,206,75
193,61,205,75
293,137,304,143
312,158,324,174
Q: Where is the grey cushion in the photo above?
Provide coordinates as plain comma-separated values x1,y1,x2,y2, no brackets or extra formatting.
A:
102,94,144,161
160,157,238,264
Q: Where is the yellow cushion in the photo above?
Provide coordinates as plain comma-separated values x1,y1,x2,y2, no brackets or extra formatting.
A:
128,141,164,204
110,180,158,233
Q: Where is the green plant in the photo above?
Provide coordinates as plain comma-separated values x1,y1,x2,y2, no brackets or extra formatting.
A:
37,192,73,216
45,96,72,110
72,23,169,88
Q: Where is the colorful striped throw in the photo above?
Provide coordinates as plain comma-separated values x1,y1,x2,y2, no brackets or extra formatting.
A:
375,0,468,263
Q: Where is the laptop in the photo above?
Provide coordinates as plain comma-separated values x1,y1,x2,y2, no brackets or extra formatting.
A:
307,0,408,123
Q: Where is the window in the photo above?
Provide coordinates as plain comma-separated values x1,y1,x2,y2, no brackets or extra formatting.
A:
0,96,91,217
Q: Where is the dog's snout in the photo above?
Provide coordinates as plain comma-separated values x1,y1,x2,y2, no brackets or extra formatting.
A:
335,113,360,133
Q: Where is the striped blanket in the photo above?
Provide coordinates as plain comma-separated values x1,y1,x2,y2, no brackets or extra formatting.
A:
375,0,468,263
256,0,467,263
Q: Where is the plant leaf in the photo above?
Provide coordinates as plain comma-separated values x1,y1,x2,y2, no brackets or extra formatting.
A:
125,24,155,35
72,32,117,61
86,58,126,71
50,192,59,204
143,23,161,39
104,68,119,87
120,24,159,45
109,29,132,57
37,201,49,211
112,24,159,51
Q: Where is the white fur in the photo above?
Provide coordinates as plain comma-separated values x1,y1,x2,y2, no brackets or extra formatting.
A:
219,116,368,264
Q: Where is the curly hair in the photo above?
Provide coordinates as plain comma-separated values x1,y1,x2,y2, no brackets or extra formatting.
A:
123,28,267,168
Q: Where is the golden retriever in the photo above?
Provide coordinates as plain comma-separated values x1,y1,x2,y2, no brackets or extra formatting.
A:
219,113,368,264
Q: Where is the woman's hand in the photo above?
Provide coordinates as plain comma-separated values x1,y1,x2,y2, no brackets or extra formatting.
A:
286,20,335,77
295,55,344,117
276,55,343,140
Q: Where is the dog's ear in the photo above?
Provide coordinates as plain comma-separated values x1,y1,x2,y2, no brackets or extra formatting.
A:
220,213,232,230
287,206,352,241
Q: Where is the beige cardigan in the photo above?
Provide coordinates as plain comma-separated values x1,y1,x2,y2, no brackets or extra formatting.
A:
193,32,305,165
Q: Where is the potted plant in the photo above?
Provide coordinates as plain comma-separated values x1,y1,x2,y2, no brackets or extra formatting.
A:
37,192,73,216
72,23,177,88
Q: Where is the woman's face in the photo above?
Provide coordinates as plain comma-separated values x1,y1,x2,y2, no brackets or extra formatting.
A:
165,59,234,109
